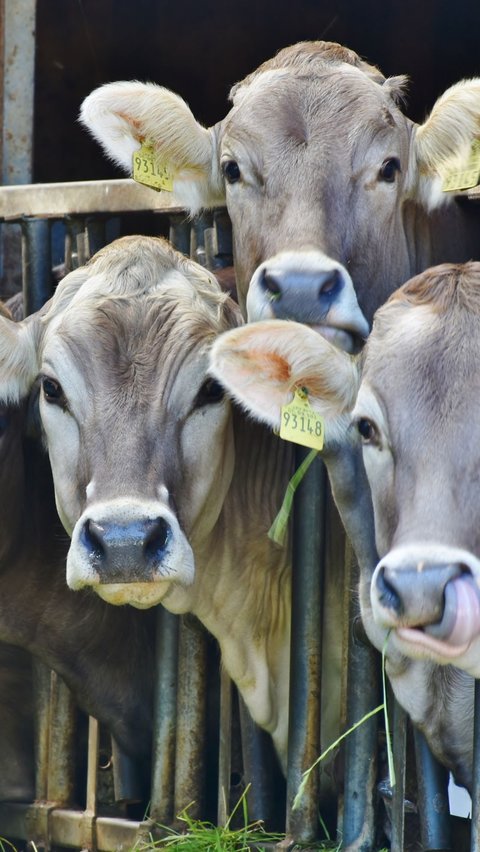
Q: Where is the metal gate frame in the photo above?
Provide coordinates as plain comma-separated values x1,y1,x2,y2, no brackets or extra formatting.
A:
0,177,477,851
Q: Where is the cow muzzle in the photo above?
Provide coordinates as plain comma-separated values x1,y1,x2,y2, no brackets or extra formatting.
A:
371,545,480,660
246,250,369,352
67,498,195,607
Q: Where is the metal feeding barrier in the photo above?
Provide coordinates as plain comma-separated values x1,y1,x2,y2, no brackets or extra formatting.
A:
0,178,475,852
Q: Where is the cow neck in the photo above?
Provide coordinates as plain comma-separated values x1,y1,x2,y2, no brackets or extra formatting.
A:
190,408,293,757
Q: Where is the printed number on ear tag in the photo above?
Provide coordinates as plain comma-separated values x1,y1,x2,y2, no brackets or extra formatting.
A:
442,140,480,192
132,142,174,192
280,388,324,450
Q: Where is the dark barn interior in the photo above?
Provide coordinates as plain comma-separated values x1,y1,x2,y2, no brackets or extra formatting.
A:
34,0,480,182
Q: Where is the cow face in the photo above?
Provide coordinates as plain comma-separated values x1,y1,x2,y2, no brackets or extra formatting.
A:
80,41,480,335
210,263,480,679
354,262,480,676
0,237,241,610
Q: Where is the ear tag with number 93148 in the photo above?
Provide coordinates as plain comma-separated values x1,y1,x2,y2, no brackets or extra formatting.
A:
280,387,324,450
132,142,174,192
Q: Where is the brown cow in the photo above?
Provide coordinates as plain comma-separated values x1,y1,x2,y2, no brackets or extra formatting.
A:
209,266,480,790
80,41,480,337
0,305,155,797
0,235,348,775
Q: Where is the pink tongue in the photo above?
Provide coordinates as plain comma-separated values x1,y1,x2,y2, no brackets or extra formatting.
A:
448,577,480,646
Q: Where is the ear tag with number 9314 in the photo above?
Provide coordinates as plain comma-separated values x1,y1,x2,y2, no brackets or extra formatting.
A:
280,387,324,450
132,142,174,192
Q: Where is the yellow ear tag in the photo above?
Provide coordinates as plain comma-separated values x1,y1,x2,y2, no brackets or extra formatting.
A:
442,139,480,192
280,387,324,451
132,142,174,192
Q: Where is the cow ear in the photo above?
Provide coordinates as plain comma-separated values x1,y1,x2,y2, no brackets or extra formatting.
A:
0,313,40,403
209,320,360,428
80,82,225,214
412,79,480,209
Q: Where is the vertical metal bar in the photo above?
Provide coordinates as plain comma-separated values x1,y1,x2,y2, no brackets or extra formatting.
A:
217,669,233,826
21,217,52,314
414,729,451,850
85,216,107,257
342,596,381,850
238,695,283,826
285,451,326,842
150,607,179,823
173,617,208,820
0,0,36,296
190,212,214,267
471,680,480,851
169,215,190,257
111,739,144,804
212,210,233,267
64,216,86,272
391,699,408,851
32,658,51,800
46,672,77,805
86,716,99,814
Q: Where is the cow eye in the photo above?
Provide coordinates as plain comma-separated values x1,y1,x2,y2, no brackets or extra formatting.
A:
222,160,241,184
356,417,378,444
195,378,225,407
42,377,64,405
378,157,401,183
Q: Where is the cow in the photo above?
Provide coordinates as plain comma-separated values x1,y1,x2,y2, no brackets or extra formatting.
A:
0,301,156,798
208,263,480,790
0,235,368,773
80,40,480,340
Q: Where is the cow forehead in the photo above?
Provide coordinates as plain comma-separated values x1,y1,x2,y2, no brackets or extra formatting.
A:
223,65,408,150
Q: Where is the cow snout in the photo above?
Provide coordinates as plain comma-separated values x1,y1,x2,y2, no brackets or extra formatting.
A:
374,561,463,627
260,266,343,310
80,516,171,583
246,250,369,350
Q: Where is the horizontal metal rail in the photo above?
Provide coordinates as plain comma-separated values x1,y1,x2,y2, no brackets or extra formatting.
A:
0,178,187,219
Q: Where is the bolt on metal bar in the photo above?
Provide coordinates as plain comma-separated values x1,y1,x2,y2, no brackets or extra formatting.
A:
471,679,480,851
285,451,326,843
21,217,53,314
150,607,179,823
414,729,451,851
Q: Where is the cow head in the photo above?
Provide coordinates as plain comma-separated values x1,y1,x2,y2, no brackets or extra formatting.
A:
80,41,480,336
0,237,242,609
210,262,480,679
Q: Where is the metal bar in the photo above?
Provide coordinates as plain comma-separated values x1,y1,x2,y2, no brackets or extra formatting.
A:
32,659,52,801
414,729,451,851
64,216,86,272
390,699,408,851
21,217,52,314
0,0,36,296
111,740,144,805
85,216,107,257
86,717,99,813
168,214,191,256
285,451,326,842
0,179,188,220
173,617,208,819
471,680,480,851
217,668,233,826
190,212,214,267
150,607,179,823
46,673,77,805
0,803,148,850
342,595,380,850
238,695,283,827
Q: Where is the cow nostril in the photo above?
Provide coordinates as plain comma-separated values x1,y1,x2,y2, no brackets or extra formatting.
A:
81,519,106,566
376,567,403,615
260,270,282,299
144,517,170,561
318,269,341,298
